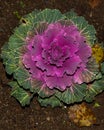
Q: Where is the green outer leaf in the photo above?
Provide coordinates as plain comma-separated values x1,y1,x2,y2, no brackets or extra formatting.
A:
38,96,62,107
1,44,10,65
9,11,41,47
38,86,55,98
55,83,87,104
85,57,102,82
38,86,54,98
34,9,65,23
1,44,20,74
30,80,55,98
14,68,31,90
18,9,65,40
85,76,104,102
20,9,40,26
101,62,104,74
9,81,31,106
30,80,42,93
65,10,96,46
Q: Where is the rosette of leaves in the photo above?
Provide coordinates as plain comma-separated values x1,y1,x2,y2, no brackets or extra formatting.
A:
1,9,104,107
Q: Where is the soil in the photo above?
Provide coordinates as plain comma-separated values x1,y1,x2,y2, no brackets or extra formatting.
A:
0,0,104,130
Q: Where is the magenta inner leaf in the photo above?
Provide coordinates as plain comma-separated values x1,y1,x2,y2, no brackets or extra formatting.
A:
22,21,92,90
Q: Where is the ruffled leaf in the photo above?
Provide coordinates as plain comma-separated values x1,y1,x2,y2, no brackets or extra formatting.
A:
101,62,104,74
20,9,40,26
86,57,102,81
30,80,55,98
38,86,55,98
65,10,96,45
34,9,65,23
38,96,62,107
85,76,104,102
14,68,31,90
55,84,87,104
1,44,20,74
9,81,31,106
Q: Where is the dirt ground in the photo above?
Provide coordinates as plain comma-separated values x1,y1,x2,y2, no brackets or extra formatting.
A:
0,0,104,130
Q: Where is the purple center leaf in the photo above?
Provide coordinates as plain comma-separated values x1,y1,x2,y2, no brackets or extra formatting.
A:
22,22,92,90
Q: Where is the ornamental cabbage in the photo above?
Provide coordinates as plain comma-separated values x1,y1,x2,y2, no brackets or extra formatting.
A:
1,9,104,107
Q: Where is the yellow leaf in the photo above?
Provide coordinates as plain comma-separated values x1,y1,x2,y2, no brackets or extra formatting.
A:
68,103,96,126
92,44,104,64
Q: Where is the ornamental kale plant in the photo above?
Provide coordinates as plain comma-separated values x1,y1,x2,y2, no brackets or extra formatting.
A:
1,9,104,107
